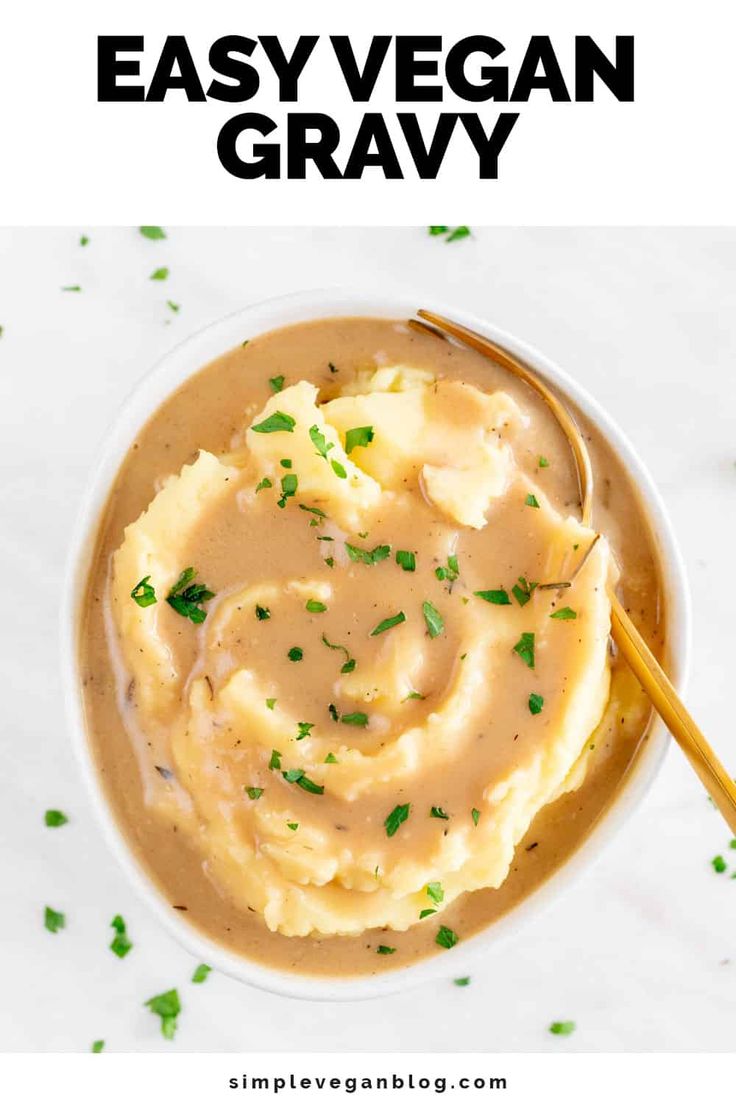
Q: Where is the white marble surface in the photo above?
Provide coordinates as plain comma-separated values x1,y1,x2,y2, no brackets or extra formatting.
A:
1,227,734,1053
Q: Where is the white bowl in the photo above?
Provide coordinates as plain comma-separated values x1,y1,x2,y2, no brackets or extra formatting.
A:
62,289,690,1002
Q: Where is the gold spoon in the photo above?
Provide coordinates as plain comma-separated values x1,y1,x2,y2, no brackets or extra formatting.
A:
411,308,736,833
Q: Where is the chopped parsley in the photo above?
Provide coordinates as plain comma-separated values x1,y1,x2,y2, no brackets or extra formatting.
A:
166,568,214,624
436,925,458,949
539,456,550,468
280,458,292,468
429,225,471,242
269,375,285,393
305,599,327,613
550,607,577,620
402,691,425,702
549,1021,576,1036
309,424,333,460
266,698,276,710
150,267,169,281
61,285,81,292
370,611,406,636
268,749,282,771
385,803,410,837
282,769,324,795
525,493,540,508
131,576,157,607
346,542,390,565
296,722,314,740
331,460,347,479
255,477,272,493
422,600,444,638
376,945,396,955
44,906,65,933
299,504,327,519
255,604,271,621
512,577,538,607
287,822,299,831
144,989,180,1040
426,881,444,904
287,646,303,662
435,555,459,584
342,712,369,727
528,693,544,715
345,426,374,454
513,632,535,669
167,300,180,313
44,809,68,828
324,752,339,764
471,808,480,826
321,633,355,673
110,915,132,959
428,225,448,235
251,411,296,434
277,472,298,508
396,550,416,572
139,226,166,240
454,977,471,987
430,806,449,820
245,787,263,800
712,855,727,873
191,964,211,984
474,588,510,606
79,235,89,247
91,1040,104,1053
419,909,436,919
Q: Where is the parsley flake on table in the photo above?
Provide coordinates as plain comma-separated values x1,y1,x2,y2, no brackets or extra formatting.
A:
44,809,68,828
131,575,157,607
44,906,65,934
513,632,535,669
345,426,374,454
474,588,510,605
422,600,444,638
385,803,410,837
192,964,211,984
144,989,180,1040
166,568,214,624
139,226,166,240
166,300,180,313
150,267,169,281
91,1040,104,1053
712,855,727,873
454,977,471,987
109,915,132,958
251,411,296,434
396,550,416,572
550,607,577,620
436,925,458,949
370,611,406,636
79,235,90,247
529,693,544,715
549,1021,576,1036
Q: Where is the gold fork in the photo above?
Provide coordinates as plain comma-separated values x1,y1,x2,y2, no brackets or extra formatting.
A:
412,308,736,833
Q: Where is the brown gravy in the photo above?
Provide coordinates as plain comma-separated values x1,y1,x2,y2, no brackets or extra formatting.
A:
79,317,664,978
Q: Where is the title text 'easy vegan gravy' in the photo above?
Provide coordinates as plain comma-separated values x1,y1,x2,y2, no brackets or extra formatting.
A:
80,317,663,977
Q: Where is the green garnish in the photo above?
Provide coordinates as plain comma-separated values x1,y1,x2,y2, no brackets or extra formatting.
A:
255,604,271,621
396,550,416,572
436,925,458,949
376,945,396,955
266,698,276,710
91,1040,104,1053
299,504,327,518
525,493,540,508
139,226,166,240
251,411,296,434
287,822,299,831
287,646,303,662
539,456,550,468
422,600,444,638
245,787,263,800
131,576,157,607
110,915,132,958
296,722,314,740
549,1021,576,1036
255,477,272,493
430,806,449,820
191,964,211,984
447,225,471,242
471,808,480,826
79,235,90,247
342,712,369,727
730,839,736,849
44,906,65,934
277,472,298,508
166,568,214,624
345,426,374,454
167,300,180,313
328,703,340,722
528,693,544,715
419,909,437,919
550,607,577,620
426,881,444,904
454,977,471,987
385,803,410,837
428,225,448,235
282,769,324,795
268,749,282,770
435,555,459,584
150,267,169,281
306,599,327,613
370,611,406,636
513,632,535,669
474,589,510,606
309,424,333,460
321,633,355,673
144,989,180,1040
403,691,425,702
325,557,335,568
512,577,537,607
331,460,347,479
61,285,81,292
324,752,339,764
44,809,68,828
712,855,727,873
346,542,390,565
269,375,285,393
280,458,292,468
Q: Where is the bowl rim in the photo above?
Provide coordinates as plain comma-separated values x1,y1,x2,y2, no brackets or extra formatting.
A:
61,287,691,1002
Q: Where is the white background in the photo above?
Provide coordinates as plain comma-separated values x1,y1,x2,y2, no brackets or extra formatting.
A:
0,225,734,1053
0,0,735,224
